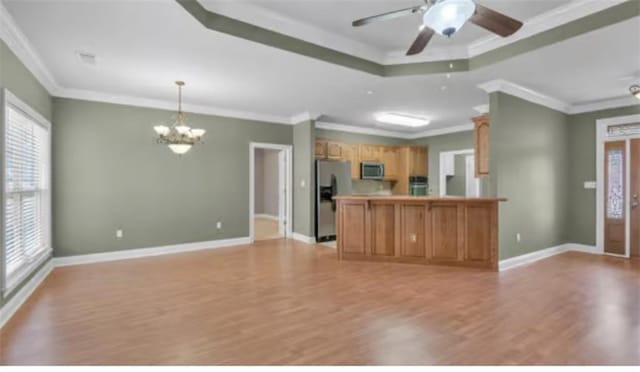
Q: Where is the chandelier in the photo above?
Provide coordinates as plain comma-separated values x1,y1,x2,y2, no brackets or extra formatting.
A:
153,81,205,155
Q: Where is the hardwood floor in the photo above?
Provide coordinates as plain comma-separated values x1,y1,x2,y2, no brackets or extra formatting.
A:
1,240,638,365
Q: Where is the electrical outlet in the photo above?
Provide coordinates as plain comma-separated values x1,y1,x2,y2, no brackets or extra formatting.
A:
516,233,521,243
410,234,417,243
116,229,123,239
216,221,222,230
300,179,306,188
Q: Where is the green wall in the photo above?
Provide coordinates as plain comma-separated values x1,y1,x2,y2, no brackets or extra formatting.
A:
411,131,474,196
315,128,409,146
293,120,315,237
52,98,292,257
489,92,570,259
446,154,468,197
0,39,53,308
567,105,640,246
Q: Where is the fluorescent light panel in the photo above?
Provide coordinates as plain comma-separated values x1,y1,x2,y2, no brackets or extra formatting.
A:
375,112,430,127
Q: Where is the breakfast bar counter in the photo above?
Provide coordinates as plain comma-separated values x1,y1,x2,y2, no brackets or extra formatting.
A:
333,196,507,270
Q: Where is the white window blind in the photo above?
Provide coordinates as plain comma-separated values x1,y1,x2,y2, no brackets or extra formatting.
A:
3,94,51,293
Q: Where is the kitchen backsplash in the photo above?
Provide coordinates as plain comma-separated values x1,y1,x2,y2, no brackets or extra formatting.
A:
351,180,393,195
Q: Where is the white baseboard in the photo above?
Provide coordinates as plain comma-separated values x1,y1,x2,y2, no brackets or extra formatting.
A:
291,233,316,244
53,237,251,267
254,214,279,221
0,259,54,330
499,243,598,271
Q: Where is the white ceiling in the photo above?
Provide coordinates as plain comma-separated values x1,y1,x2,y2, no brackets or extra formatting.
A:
3,0,639,134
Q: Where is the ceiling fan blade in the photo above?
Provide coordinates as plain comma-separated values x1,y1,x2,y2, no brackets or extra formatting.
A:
352,5,425,27
469,4,523,37
406,27,435,56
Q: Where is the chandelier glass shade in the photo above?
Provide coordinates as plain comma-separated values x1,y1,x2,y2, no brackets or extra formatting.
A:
153,81,205,155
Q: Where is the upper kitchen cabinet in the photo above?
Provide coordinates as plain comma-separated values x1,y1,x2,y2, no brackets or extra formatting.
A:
473,114,490,177
359,144,383,162
326,141,343,159
315,139,327,159
342,143,360,179
382,146,399,180
409,146,428,177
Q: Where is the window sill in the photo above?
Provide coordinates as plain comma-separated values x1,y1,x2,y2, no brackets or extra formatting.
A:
2,249,52,298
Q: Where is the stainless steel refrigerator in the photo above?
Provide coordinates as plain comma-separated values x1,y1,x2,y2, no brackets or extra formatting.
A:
316,159,352,242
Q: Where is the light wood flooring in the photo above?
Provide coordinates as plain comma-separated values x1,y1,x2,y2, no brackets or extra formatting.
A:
254,217,280,241
0,239,638,365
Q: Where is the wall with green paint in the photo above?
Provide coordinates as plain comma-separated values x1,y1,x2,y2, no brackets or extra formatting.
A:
567,105,640,246
315,128,408,146
489,92,570,260
446,154,468,197
293,120,315,237
411,131,474,196
52,98,292,257
0,39,53,308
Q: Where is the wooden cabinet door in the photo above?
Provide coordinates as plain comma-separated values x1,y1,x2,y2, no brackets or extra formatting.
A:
370,203,396,256
326,141,343,159
465,203,493,263
430,203,462,261
360,145,382,162
473,115,489,177
408,147,428,177
342,144,360,179
400,204,426,258
337,201,367,257
383,146,399,180
315,140,327,159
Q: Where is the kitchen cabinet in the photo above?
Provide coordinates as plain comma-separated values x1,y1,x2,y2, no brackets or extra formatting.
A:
393,146,428,195
315,140,327,159
382,146,399,180
335,196,503,270
326,141,343,159
359,144,382,162
473,114,489,177
341,143,360,179
409,146,428,177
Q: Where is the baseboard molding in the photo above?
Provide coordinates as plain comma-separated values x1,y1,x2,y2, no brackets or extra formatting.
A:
291,233,316,244
254,214,279,221
0,259,54,330
53,237,252,267
499,243,598,271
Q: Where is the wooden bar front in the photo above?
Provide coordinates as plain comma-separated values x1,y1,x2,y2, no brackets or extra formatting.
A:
334,196,506,271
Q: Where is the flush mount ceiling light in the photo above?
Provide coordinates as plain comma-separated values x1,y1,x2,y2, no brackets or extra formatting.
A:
375,112,431,127
630,84,640,100
423,0,476,37
153,81,206,155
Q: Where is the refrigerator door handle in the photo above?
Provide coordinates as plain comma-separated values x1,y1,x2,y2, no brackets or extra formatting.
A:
331,174,337,212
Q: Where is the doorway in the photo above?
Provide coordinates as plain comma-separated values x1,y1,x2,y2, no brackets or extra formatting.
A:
596,115,640,258
249,143,292,243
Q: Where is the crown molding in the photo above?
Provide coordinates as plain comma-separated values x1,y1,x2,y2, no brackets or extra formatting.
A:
290,111,319,125
198,0,384,63
478,79,570,113
0,1,59,94
473,104,489,114
478,79,639,115
568,95,640,115
56,88,295,125
315,121,473,140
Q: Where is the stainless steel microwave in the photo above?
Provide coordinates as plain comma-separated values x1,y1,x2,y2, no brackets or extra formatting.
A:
360,162,384,180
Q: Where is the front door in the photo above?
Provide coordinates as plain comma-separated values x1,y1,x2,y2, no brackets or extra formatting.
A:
604,141,626,255
631,139,640,258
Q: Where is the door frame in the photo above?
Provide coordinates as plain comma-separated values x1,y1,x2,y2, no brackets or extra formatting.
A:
439,149,480,197
596,114,640,257
249,142,293,243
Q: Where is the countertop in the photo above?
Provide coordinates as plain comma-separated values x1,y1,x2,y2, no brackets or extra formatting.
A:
333,195,507,202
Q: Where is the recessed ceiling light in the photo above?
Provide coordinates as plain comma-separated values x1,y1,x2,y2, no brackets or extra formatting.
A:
441,85,447,91
366,90,374,95
375,112,430,127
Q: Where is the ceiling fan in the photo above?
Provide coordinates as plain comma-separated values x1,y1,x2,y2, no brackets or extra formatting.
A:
352,0,523,56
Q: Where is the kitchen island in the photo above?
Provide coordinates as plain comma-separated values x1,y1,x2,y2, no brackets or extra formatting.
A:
334,196,506,270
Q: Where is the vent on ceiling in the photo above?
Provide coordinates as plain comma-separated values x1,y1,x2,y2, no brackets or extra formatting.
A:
76,51,97,65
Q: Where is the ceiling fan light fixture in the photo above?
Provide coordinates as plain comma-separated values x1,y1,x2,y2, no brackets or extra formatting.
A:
375,112,430,127
423,0,476,37
630,84,640,100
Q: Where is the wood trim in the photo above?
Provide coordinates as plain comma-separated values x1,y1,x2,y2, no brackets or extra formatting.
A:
473,114,490,177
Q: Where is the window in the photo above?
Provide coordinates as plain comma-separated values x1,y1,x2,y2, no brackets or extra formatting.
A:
2,90,51,295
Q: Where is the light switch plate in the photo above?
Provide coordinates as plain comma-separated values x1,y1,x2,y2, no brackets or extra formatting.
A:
584,181,596,189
